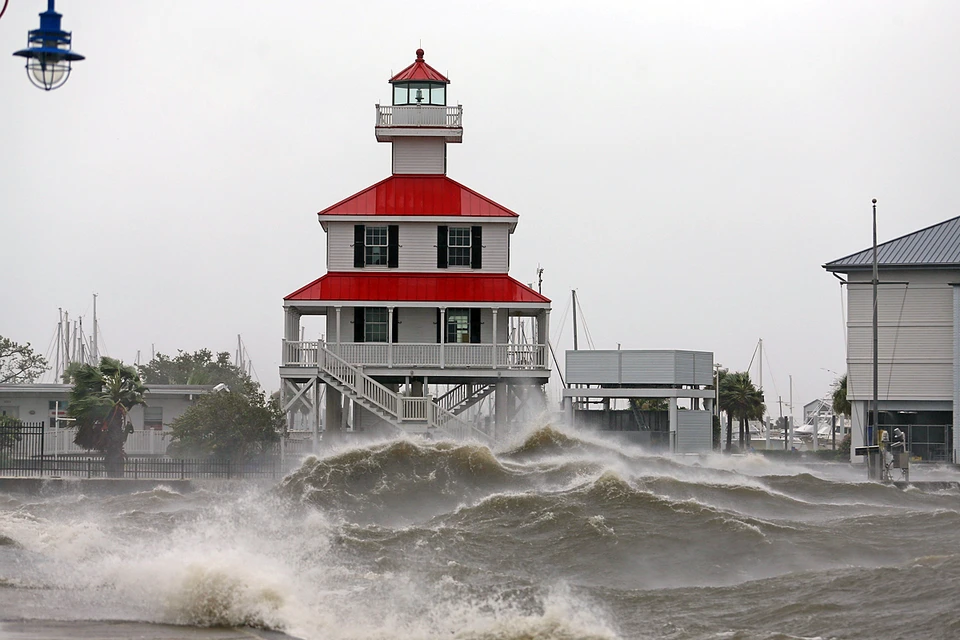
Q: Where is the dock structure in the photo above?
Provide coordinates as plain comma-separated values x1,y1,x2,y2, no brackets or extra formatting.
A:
562,350,716,453
280,49,551,444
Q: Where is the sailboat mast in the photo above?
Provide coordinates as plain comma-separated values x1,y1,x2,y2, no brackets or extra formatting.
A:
572,290,579,351
92,293,98,363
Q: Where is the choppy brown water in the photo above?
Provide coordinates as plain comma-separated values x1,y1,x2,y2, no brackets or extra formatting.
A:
2,425,960,639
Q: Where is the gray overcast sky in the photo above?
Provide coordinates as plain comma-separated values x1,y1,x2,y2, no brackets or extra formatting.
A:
2,0,958,419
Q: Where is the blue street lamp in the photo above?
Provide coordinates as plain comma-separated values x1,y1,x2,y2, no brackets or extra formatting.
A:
12,0,84,91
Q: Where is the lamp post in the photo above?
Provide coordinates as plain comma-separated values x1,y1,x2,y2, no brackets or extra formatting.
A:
12,0,84,91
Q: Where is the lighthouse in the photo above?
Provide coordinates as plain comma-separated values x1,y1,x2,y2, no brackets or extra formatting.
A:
280,49,551,443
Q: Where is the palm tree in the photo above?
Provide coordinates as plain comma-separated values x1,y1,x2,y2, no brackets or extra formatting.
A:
832,374,850,418
720,371,764,451
68,357,148,477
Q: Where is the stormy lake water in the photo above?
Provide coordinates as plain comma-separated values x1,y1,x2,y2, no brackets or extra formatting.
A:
2,425,960,640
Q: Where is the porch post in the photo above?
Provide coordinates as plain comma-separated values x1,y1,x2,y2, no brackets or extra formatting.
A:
388,307,394,368
440,308,446,369
953,285,960,463
669,397,679,453
541,309,551,367
492,308,499,369
335,307,342,347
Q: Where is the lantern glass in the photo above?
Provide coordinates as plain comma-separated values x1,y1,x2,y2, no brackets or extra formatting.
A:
27,57,69,90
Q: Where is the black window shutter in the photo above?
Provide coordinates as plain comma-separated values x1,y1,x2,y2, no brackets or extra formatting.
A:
354,225,365,268
470,308,481,344
471,226,482,269
437,226,448,269
354,307,364,342
387,225,399,268
436,308,442,343
392,308,399,343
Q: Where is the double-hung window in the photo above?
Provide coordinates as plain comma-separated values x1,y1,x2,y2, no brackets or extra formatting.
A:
446,309,470,343
364,308,389,343
365,226,388,266
448,227,471,266
354,224,399,268
437,225,482,269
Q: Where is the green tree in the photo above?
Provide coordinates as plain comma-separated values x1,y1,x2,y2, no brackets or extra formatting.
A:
832,374,851,418
168,388,281,463
0,335,49,384
68,357,148,477
138,349,256,395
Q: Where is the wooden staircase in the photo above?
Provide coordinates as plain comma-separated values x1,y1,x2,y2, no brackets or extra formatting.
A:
314,342,493,444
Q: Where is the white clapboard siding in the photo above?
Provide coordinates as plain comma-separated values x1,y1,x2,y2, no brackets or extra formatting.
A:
392,138,445,174
847,284,953,326
847,325,953,363
327,221,510,273
327,307,510,344
847,363,953,401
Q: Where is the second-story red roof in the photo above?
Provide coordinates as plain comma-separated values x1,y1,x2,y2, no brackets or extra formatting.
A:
317,175,519,218
390,49,450,83
286,272,550,304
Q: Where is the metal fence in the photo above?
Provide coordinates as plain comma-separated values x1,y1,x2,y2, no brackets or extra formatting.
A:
0,422,288,479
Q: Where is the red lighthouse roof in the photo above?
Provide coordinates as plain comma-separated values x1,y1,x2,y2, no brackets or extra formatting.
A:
390,49,450,84
318,175,518,218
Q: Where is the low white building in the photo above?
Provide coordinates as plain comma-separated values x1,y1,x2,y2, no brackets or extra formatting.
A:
0,383,209,430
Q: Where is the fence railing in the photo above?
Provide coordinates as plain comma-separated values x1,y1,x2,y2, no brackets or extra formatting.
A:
1,454,282,479
376,104,462,128
283,340,549,371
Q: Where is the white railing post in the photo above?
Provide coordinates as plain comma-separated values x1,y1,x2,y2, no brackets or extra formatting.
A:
439,308,446,369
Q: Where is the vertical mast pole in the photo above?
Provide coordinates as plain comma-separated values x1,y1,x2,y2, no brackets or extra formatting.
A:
92,294,98,363
572,290,579,351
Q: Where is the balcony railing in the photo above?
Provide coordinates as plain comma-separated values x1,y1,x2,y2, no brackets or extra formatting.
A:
282,340,548,371
376,104,463,128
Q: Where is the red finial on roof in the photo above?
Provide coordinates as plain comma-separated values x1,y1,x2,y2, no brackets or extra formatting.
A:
390,48,450,83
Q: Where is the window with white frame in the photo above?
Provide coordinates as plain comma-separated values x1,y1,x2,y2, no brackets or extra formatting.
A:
365,226,388,266
364,307,389,342
448,227,471,266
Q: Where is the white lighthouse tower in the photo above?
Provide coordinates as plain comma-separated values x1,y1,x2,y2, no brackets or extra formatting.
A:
280,49,551,443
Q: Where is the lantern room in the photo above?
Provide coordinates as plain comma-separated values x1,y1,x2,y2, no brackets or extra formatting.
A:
390,48,449,105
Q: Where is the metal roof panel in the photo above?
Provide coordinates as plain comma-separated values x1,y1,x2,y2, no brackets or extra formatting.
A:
286,273,550,304
318,175,519,218
824,216,960,270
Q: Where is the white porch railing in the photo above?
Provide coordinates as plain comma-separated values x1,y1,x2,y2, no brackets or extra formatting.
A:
376,105,463,128
283,340,548,371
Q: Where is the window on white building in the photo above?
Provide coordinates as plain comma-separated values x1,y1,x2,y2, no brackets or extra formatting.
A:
364,308,389,343
448,227,471,266
365,226,388,266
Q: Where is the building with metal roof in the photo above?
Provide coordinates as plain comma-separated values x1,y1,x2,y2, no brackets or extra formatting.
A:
280,50,551,444
824,216,960,272
824,215,960,463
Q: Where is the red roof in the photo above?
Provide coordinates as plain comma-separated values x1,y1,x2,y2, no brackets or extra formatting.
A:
318,175,519,218
286,273,550,304
390,49,449,83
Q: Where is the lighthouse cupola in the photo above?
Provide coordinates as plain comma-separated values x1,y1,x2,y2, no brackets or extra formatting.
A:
376,48,463,174
391,49,448,106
